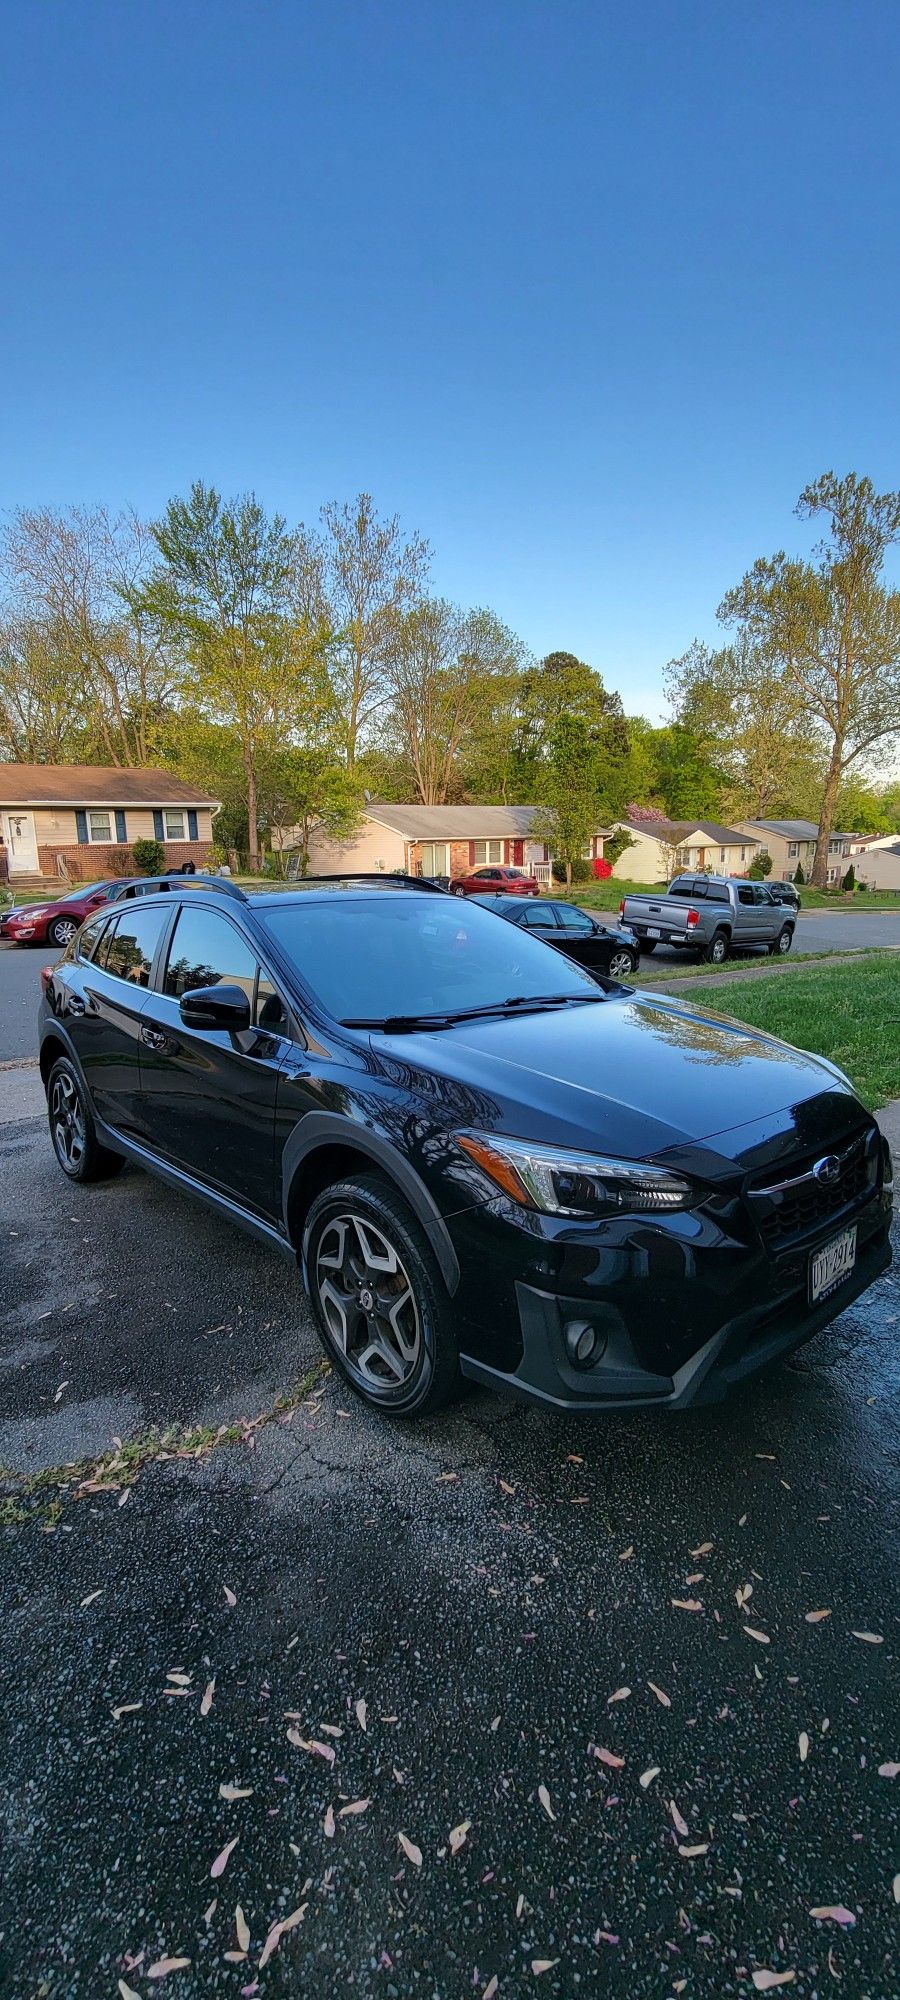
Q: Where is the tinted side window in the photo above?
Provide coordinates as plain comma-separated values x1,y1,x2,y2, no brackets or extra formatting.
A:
555,906,594,932
520,904,555,928
256,975,288,1031
668,878,695,899
164,905,257,1002
737,886,755,906
708,883,730,903
77,915,110,963
103,906,168,987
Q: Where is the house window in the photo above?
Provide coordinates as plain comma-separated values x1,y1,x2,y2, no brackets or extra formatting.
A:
165,811,186,841
719,848,726,864
88,811,112,843
473,840,503,865
418,842,449,877
740,847,746,861
788,842,799,858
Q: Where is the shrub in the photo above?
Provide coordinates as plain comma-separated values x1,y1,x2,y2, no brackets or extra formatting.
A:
841,863,856,891
132,837,165,876
748,848,773,880
106,845,133,876
552,857,592,883
793,863,805,884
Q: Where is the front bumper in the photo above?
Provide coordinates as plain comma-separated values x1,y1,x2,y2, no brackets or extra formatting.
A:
452,1178,893,1412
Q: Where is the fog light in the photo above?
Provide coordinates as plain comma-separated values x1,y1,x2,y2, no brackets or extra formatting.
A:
565,1319,604,1368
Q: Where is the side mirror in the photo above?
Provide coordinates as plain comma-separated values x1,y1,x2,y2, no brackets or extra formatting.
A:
179,982,252,1032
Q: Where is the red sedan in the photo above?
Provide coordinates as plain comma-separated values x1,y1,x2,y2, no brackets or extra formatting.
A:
0,880,123,948
450,864,541,897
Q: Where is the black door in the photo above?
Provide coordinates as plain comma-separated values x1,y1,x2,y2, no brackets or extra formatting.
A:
546,904,608,968
136,902,290,1220
69,903,171,1137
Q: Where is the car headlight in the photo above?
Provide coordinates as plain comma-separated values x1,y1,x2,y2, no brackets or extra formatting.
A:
456,1132,696,1218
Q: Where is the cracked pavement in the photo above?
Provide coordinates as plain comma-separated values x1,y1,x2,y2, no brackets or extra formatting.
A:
1,1089,899,2000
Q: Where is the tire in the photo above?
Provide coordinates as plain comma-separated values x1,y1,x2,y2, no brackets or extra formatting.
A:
770,925,793,956
451,884,466,897
46,1056,124,1183
48,915,79,948
303,1173,460,1417
639,939,657,954
607,948,639,978
703,929,729,965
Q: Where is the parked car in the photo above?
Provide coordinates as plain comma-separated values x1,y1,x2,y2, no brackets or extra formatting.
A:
768,879,802,912
38,874,891,1420
0,879,124,949
451,864,541,897
620,875,797,964
474,894,640,979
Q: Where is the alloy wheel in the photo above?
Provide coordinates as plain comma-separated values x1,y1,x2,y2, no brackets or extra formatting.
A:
607,950,636,978
50,1070,87,1171
314,1211,422,1393
51,917,78,946
778,928,792,953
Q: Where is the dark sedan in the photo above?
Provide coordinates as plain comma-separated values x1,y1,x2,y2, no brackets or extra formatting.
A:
474,893,640,979
0,880,122,948
38,875,892,1421
768,879,802,911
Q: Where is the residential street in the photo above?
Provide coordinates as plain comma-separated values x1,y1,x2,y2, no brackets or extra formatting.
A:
1,904,899,1061
1,1078,898,1998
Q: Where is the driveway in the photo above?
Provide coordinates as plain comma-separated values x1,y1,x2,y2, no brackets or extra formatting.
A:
1,1081,898,1997
637,909,900,966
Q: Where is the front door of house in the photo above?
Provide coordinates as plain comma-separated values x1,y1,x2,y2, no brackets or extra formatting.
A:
3,811,39,874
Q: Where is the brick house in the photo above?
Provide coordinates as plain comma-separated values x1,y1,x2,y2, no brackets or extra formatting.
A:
300,801,551,880
0,765,219,879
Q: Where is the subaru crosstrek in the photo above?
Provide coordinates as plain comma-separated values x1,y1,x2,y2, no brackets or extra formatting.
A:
38,876,893,1417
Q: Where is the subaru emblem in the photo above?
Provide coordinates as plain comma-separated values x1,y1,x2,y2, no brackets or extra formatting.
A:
813,1154,841,1185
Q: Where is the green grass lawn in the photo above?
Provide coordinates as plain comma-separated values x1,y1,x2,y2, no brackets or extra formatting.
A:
676,954,900,1108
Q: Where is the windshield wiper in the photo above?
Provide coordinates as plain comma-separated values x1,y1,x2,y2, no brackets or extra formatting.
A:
341,992,605,1033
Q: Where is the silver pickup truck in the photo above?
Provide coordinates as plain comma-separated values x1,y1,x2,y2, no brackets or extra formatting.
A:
619,874,797,964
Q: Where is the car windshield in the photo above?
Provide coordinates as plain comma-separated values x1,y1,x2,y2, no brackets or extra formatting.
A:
61,882,106,902
260,893,597,1022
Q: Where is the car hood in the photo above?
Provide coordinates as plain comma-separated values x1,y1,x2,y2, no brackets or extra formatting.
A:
375,991,858,1159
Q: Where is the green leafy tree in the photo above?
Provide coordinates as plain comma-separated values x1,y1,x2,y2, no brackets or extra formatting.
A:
719,473,900,887
748,849,773,879
532,713,602,886
143,484,329,866
383,600,525,805
261,747,363,874
794,862,805,885
665,635,813,821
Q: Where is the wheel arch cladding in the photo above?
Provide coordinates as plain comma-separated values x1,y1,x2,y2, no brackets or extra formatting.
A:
282,1113,460,1295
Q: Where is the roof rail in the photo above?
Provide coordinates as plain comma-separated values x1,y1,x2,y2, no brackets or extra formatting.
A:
110,874,248,903
281,870,448,894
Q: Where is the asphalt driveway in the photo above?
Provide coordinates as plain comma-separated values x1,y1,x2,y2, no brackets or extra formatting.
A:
1,1083,898,1998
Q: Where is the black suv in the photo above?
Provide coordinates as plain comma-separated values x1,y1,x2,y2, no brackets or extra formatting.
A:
38,876,892,1418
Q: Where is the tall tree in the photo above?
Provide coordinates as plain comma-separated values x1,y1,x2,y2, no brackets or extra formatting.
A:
0,619,84,761
719,473,900,886
383,601,523,805
664,636,813,821
299,494,430,766
262,747,363,875
2,506,181,766
144,483,329,865
532,713,603,886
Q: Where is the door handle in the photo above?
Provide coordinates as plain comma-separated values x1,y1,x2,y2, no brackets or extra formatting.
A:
140,1024,170,1052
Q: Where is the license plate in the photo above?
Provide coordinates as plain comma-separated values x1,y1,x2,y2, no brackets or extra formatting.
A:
809,1226,857,1304
645,926,661,938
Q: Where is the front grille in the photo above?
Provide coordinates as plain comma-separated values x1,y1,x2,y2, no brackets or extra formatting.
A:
747,1132,878,1248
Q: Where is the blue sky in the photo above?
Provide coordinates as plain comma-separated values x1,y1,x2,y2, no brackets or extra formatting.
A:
2,0,898,720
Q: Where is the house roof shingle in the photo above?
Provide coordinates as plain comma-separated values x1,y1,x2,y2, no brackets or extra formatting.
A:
365,801,548,840
0,764,219,808
623,814,753,846
742,817,855,842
